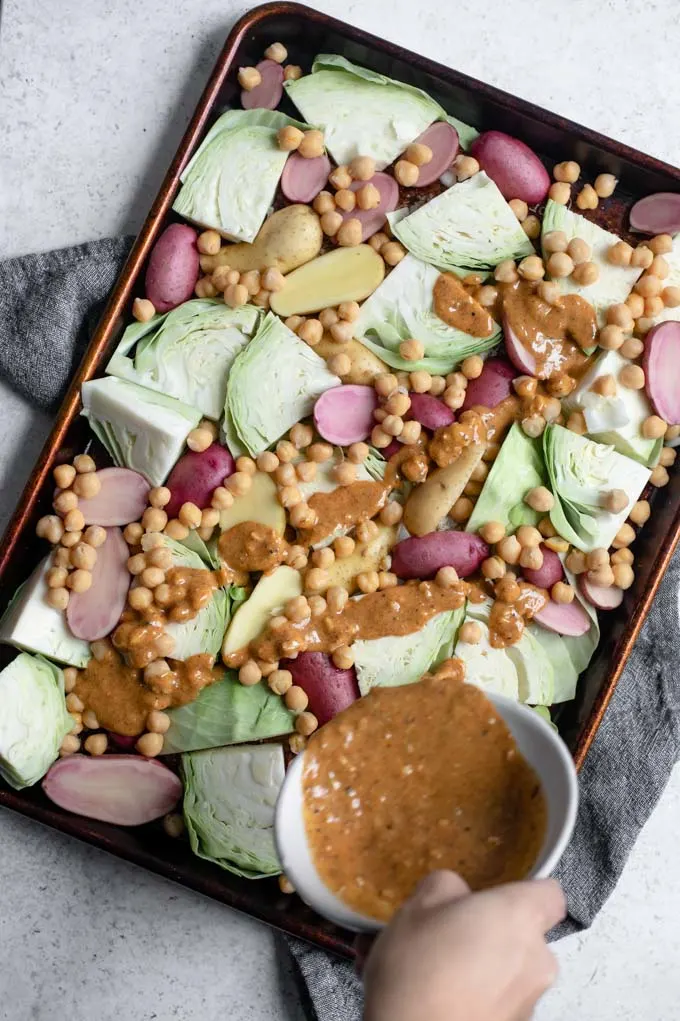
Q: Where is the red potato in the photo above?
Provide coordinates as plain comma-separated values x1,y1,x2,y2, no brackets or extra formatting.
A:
42,755,182,826
76,467,150,526
165,443,236,518
471,131,550,204
503,317,540,377
281,153,332,203
533,598,591,637
382,439,402,459
241,59,284,110
629,192,680,234
313,385,378,445
579,575,624,611
462,357,516,411
521,545,564,589
107,732,139,749
67,527,130,641
280,652,359,727
409,121,459,187
342,173,400,241
642,321,680,425
407,393,455,430
391,530,489,580
145,223,200,313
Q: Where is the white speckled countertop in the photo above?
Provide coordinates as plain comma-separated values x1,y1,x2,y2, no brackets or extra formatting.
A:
2,1,680,1017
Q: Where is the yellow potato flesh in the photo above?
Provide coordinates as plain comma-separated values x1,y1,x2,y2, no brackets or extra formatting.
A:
403,443,485,536
204,205,323,275
218,472,286,536
313,336,388,384
269,245,385,317
324,524,397,593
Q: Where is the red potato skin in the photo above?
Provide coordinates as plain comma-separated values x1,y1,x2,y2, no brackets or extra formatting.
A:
642,321,680,425
313,385,378,445
66,526,130,642
165,443,236,518
145,224,200,313
342,173,400,241
503,317,540,377
461,357,516,412
409,121,459,188
471,131,550,204
281,153,332,203
407,393,455,430
630,192,680,234
522,545,564,589
241,60,284,111
280,652,359,727
579,575,624,610
533,598,591,637
76,467,150,526
391,531,489,580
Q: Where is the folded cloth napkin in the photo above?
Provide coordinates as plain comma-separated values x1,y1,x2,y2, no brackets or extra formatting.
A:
2,239,680,1021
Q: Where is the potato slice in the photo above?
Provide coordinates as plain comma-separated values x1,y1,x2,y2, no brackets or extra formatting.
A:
219,472,285,536
203,205,323,275
325,524,397,593
403,443,485,536
269,246,385,317
314,336,388,385
222,565,302,658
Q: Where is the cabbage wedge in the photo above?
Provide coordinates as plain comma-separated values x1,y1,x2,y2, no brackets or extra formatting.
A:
543,424,651,552
388,173,534,276
225,313,340,455
173,109,309,242
354,254,501,373
284,53,443,169
107,299,260,420
467,424,548,534
159,537,235,661
182,743,284,877
0,653,72,789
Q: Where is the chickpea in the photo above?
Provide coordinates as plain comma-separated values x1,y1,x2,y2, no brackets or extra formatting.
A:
547,182,570,205
330,462,354,488
60,529,82,549
481,555,506,581
53,547,71,569
53,490,78,515
553,161,580,183
226,471,253,497
224,282,249,307
619,339,643,365
592,173,617,198
508,198,529,221
625,292,645,319
521,414,546,438
238,66,262,90
607,240,633,267
494,260,519,284
612,563,635,590
368,232,390,253
298,129,325,160
136,731,164,757
450,496,474,524
307,442,334,464
295,461,317,483
267,669,293,697
627,500,650,527
82,733,107,756
274,440,296,464
538,517,556,539
236,659,262,687
610,549,633,567
60,734,81,756
334,188,356,213
661,285,680,308
285,685,309,712
496,535,522,565
345,442,369,466
475,521,503,546
394,159,419,186
576,184,598,210
69,542,97,571
572,261,599,286
296,712,319,737
588,565,615,588
380,414,402,438
640,415,667,440
47,587,69,610
186,427,214,453
666,425,680,441
325,585,349,616
535,281,561,308
285,545,308,571
477,285,498,309
592,374,617,398
518,546,543,570
645,296,665,317
334,218,361,247
454,155,479,181
288,423,313,450
74,454,96,474
278,485,302,509
631,245,654,270
521,215,541,240
619,364,645,390
327,320,353,345
660,446,677,467
305,567,329,594
598,324,624,351
132,297,156,323
381,241,407,266
518,255,545,282
551,581,575,604
384,393,411,418
357,570,380,594
543,231,569,255
650,465,670,488
399,421,422,446
53,463,77,490
398,338,425,362
141,507,168,534
459,621,482,645
525,486,554,513
36,514,64,544
177,502,202,529
546,252,574,279
311,547,336,571
127,586,152,611
46,566,68,589
329,165,352,190
634,274,662,299
636,317,656,335
332,645,355,670
210,488,233,512
195,276,217,299
612,523,636,548
349,155,376,181
563,550,585,575
66,569,91,594
456,356,482,384
375,503,401,531
289,502,316,530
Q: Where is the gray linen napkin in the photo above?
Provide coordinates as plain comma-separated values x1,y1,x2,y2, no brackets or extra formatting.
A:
1,240,679,1020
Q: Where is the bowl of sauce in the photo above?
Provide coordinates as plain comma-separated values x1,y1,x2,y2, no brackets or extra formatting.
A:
275,674,578,932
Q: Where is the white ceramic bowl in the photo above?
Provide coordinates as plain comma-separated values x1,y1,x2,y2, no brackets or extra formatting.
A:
275,692,579,932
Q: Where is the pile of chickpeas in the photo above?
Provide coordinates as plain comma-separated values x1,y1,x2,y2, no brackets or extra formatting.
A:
36,454,108,610
238,41,302,92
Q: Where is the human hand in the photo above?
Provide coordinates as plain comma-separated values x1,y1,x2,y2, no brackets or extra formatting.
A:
362,870,565,1021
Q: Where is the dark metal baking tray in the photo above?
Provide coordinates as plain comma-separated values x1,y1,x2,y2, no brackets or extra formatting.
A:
1,1,679,959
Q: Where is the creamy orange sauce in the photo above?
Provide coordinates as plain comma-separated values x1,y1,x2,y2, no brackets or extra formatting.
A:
241,579,468,666
433,273,495,338
299,480,390,547
218,521,287,574
429,410,488,469
74,646,222,736
303,674,547,922
502,281,594,380
488,583,548,648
